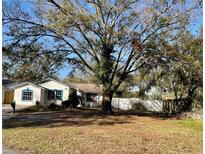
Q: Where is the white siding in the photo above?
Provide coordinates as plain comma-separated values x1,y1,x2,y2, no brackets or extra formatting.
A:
14,84,43,106
40,80,70,105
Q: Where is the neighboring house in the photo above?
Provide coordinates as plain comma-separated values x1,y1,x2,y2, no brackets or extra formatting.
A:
2,80,21,104
70,83,103,107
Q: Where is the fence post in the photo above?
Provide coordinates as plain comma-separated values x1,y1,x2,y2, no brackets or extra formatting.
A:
118,98,119,111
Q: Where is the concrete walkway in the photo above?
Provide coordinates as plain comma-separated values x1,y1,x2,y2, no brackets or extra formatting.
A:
2,104,29,120
3,146,26,154
3,104,29,114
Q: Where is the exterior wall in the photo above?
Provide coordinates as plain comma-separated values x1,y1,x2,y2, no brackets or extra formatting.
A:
40,80,70,105
14,85,42,106
41,89,46,105
77,90,87,106
112,98,163,112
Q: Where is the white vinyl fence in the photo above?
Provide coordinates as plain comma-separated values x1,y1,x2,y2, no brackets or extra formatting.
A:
112,98,163,112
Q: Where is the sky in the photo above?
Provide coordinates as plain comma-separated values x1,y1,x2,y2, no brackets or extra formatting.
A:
3,0,203,80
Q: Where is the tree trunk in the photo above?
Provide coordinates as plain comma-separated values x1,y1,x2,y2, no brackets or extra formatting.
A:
101,90,114,114
185,88,196,111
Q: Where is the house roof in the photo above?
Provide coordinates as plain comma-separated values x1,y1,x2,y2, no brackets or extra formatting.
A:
12,82,47,89
2,79,21,88
2,79,16,86
69,83,103,94
40,78,78,90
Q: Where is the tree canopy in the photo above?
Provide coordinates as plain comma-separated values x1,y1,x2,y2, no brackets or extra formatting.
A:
3,43,62,81
3,0,202,114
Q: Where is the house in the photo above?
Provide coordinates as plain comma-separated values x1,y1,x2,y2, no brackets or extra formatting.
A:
40,78,83,106
69,83,103,107
11,78,77,106
13,82,47,106
6,78,102,107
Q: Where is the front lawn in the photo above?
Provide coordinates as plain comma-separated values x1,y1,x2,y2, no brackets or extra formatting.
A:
3,110,202,154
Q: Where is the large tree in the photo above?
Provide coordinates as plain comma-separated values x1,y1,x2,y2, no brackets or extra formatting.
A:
3,0,202,114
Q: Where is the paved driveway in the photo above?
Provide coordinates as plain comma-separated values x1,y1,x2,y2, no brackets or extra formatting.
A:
2,104,13,114
3,104,29,113
2,104,29,120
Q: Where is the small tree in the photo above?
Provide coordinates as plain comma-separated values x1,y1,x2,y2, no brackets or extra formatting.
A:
134,29,203,112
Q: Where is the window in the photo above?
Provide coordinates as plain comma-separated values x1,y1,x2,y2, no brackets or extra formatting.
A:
22,89,33,101
47,90,63,100
47,90,55,100
56,90,63,100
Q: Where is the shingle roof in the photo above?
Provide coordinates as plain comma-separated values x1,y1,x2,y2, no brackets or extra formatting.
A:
12,82,48,89
69,83,103,94
2,80,22,88
40,78,78,90
2,79,17,86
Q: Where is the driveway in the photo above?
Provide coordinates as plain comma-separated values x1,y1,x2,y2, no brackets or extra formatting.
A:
2,104,13,114
2,104,29,120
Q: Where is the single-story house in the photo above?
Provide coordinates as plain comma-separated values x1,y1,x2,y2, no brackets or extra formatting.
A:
3,78,103,107
69,83,103,107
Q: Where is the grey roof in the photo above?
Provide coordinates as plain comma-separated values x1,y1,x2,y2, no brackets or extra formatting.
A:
3,80,22,89
69,83,103,94
3,79,18,86
40,78,78,90
12,82,48,89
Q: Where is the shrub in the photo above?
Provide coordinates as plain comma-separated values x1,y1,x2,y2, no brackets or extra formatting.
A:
48,103,61,110
61,93,81,108
69,94,79,108
61,100,72,108
19,105,45,113
36,101,40,106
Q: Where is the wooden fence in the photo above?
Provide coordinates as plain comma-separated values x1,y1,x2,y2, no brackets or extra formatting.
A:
162,98,187,114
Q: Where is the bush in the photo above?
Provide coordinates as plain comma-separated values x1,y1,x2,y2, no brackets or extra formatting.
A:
61,100,72,108
36,101,40,106
69,94,79,108
61,93,80,108
19,105,45,113
48,103,61,110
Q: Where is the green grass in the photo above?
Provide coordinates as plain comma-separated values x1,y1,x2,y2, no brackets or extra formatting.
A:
169,119,203,131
